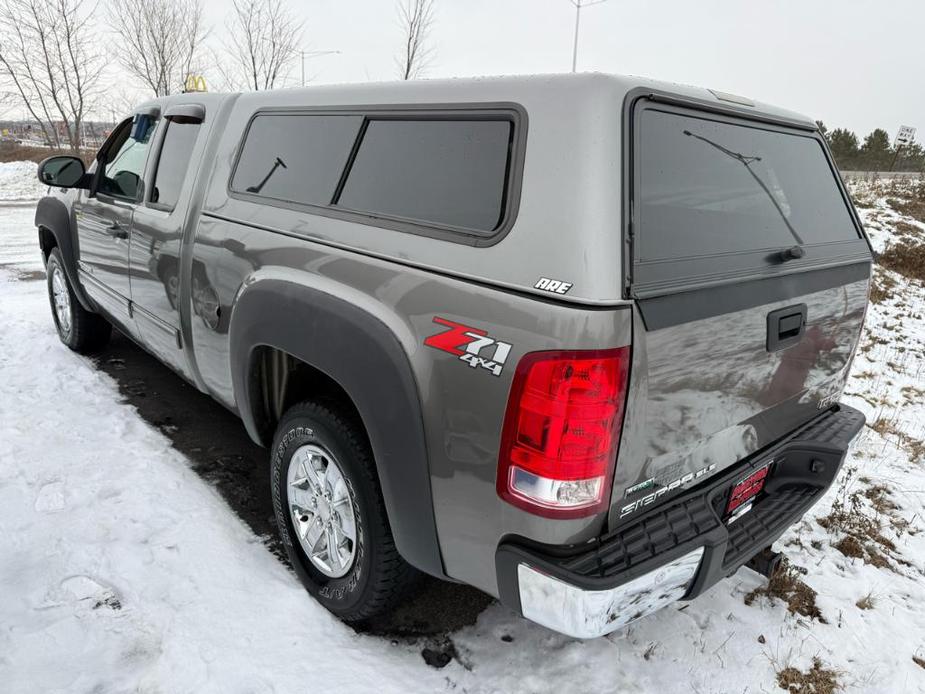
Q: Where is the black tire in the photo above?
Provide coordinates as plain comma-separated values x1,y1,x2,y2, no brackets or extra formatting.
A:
46,247,111,354
271,401,418,623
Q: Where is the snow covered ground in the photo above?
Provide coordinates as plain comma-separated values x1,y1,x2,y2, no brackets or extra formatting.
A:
0,160,49,202
1,167,924,693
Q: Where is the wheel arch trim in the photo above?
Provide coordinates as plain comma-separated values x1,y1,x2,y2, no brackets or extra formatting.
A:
228,276,446,578
35,196,94,310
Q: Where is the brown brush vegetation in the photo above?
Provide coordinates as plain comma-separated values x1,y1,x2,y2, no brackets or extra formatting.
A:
776,658,840,694
878,240,925,282
745,562,825,622
0,142,94,165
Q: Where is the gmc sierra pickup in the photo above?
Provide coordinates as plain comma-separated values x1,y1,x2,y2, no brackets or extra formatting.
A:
35,73,871,638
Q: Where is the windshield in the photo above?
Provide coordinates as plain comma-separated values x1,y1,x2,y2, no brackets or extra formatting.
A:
637,109,859,263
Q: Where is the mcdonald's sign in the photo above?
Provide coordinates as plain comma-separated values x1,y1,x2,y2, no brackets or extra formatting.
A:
184,75,207,93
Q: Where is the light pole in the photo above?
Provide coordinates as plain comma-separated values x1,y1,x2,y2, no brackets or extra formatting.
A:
569,0,610,73
301,50,341,87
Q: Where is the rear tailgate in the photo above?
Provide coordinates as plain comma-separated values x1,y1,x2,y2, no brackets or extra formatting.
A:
611,98,872,523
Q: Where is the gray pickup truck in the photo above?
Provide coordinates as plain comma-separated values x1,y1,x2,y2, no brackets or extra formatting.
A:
35,73,871,639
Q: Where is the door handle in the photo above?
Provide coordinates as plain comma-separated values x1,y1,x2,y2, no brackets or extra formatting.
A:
105,222,128,240
766,304,807,352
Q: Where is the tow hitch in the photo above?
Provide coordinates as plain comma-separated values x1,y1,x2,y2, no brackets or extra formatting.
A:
745,546,783,578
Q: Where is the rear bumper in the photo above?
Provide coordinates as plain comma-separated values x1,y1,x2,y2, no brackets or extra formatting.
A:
495,404,865,639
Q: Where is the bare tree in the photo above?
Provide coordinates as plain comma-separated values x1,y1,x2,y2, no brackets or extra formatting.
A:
107,0,207,97
224,0,303,91
396,0,435,80
0,0,103,150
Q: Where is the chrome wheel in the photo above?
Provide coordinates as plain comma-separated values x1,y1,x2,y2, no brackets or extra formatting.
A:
286,444,357,578
51,265,71,334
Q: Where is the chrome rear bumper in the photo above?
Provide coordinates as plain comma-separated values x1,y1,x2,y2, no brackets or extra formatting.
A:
517,547,704,639
496,404,866,639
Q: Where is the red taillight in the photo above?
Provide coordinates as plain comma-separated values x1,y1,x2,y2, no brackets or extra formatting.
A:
497,347,631,518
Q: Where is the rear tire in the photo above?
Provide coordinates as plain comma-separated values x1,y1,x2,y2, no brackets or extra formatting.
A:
271,401,418,623
46,247,111,354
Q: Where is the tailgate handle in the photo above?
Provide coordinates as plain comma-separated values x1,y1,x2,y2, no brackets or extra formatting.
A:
766,304,807,352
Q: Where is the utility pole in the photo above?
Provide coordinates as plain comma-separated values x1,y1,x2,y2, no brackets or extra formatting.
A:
569,0,611,73
301,50,341,87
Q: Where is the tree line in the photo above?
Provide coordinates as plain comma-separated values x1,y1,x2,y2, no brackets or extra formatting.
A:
816,121,922,172
0,0,435,151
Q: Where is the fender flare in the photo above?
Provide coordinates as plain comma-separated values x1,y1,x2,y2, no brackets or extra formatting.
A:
229,277,445,578
34,196,93,310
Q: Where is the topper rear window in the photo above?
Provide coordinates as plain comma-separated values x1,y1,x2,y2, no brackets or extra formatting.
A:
631,103,868,296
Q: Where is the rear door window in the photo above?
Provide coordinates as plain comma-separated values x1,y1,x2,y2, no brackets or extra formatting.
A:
633,105,867,294
231,114,363,205
336,119,512,231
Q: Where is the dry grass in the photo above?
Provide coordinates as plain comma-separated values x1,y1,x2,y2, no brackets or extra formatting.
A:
868,269,898,304
817,467,918,570
849,186,878,209
744,562,825,622
871,417,925,462
868,281,890,305
776,658,840,694
855,593,875,610
871,185,925,298
882,180,925,225
900,384,925,406
0,141,93,165
888,197,925,224
819,503,893,568
878,240,925,282
864,485,899,513
893,220,924,240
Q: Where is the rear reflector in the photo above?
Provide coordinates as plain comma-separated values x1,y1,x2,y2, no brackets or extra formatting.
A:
497,347,631,518
725,465,770,516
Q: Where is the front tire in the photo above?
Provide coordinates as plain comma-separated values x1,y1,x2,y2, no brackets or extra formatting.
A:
46,248,111,353
271,401,418,623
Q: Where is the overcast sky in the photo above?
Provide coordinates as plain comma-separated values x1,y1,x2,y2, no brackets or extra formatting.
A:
195,0,919,139
4,0,918,139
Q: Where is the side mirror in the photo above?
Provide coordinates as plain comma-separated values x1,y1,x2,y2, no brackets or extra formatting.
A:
37,155,87,189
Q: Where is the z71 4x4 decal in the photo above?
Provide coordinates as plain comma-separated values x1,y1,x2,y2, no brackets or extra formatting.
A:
424,317,512,377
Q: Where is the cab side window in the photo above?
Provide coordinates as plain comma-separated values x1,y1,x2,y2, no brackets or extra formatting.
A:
150,121,201,211
98,117,157,201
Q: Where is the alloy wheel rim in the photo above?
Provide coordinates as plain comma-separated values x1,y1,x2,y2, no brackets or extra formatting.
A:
51,266,71,334
286,443,357,578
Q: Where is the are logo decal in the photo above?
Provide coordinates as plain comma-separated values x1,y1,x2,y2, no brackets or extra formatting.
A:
424,317,512,377
534,277,573,295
